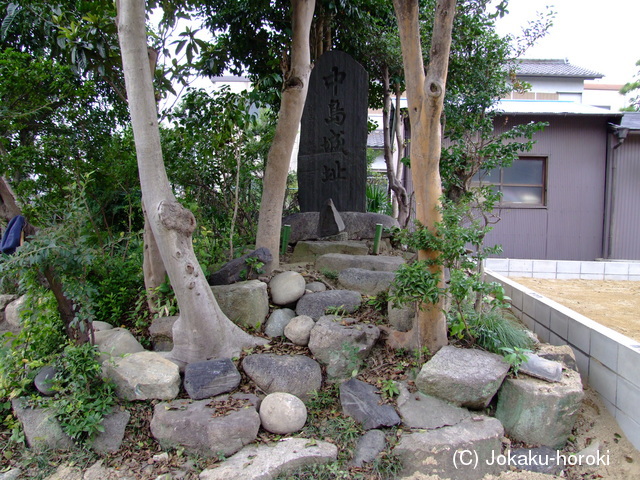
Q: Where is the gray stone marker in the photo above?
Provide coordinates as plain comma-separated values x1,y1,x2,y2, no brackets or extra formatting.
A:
298,50,368,212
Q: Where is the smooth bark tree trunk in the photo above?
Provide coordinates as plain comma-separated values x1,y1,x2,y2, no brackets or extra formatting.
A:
389,0,456,354
117,0,266,365
255,0,315,272
141,47,167,312
382,66,410,226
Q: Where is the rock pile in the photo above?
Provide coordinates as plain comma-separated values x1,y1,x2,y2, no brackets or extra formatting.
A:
5,238,586,479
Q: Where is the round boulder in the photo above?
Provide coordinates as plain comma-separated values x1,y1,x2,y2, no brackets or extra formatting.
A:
284,315,315,346
259,392,307,434
34,366,57,396
269,271,306,305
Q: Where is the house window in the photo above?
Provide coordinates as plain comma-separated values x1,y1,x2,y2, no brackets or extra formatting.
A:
474,156,546,206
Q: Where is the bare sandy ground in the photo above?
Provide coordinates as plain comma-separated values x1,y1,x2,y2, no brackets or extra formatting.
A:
510,278,640,342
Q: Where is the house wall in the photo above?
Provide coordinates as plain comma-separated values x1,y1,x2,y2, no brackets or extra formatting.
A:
610,133,640,260
485,115,610,260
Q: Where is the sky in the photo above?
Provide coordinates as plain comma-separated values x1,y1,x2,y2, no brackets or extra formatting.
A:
494,0,640,84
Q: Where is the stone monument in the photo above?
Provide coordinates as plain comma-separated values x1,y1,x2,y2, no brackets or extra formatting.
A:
298,50,368,213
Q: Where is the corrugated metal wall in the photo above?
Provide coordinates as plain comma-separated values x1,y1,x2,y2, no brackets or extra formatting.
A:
610,134,640,259
484,115,610,260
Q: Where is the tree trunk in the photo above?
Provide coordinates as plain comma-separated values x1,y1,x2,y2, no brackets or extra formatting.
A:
382,66,410,226
255,0,315,272
388,0,456,354
394,87,410,227
142,203,166,312
117,0,266,366
141,44,167,312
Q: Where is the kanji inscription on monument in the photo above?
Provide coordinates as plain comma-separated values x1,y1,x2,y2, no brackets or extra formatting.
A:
298,50,368,212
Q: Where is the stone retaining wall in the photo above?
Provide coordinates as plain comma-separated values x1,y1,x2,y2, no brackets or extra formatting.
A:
484,267,640,451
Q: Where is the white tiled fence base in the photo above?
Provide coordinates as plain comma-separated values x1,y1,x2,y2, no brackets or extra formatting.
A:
485,269,640,452
485,258,640,281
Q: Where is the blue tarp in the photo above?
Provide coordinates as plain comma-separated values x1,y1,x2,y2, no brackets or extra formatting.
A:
0,215,25,255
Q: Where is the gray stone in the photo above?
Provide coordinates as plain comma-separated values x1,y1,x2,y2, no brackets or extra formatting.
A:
495,367,584,448
207,247,272,285
388,301,414,332
269,271,306,305
94,327,144,364
291,240,369,263
318,199,346,237
149,316,178,352
259,392,307,434
509,446,564,475
34,365,57,396
415,346,510,409
340,378,400,430
520,353,564,382
82,460,118,480
316,253,404,274
350,429,387,467
4,294,26,330
92,321,114,332
396,383,472,430
284,212,399,243
211,280,269,329
308,317,380,379
199,437,338,480
298,51,368,213
151,394,260,458
0,294,17,311
242,354,322,400
537,344,579,372
264,308,296,337
89,410,130,454
305,281,327,293
394,416,504,479
104,351,180,401
296,289,362,320
338,268,395,295
43,465,82,480
284,315,316,345
184,358,241,400
11,398,128,454
12,397,74,451
0,468,22,480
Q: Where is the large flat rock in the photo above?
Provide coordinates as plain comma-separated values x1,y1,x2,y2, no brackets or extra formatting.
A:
291,240,370,263
103,351,180,401
394,416,504,479
211,280,269,329
199,437,337,480
151,394,260,458
415,346,510,409
495,367,584,448
338,268,396,295
308,317,380,379
316,253,404,274
340,378,401,430
396,383,472,430
283,212,399,243
242,354,322,400
296,290,362,320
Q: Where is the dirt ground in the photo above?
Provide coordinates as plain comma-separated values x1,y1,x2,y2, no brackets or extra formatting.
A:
510,278,640,342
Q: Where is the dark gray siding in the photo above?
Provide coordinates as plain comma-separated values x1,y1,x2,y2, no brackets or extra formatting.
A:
485,115,610,260
610,133,640,259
